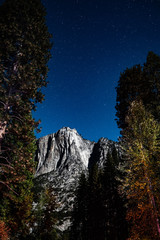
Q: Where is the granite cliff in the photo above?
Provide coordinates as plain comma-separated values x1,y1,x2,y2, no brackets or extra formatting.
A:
34,127,120,230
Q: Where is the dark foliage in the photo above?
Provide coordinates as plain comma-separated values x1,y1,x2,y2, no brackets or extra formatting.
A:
116,51,160,131
0,0,52,238
70,149,128,240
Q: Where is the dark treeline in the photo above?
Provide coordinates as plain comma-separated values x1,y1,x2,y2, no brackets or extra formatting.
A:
69,148,128,240
70,51,160,240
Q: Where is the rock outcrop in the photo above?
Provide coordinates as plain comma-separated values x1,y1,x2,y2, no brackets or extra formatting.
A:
34,127,120,231
35,127,94,177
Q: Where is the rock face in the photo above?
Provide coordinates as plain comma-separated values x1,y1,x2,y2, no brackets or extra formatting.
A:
35,127,94,177
34,127,120,231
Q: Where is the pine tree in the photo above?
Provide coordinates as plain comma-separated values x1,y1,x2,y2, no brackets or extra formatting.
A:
31,185,59,240
115,51,160,131
123,100,160,239
70,172,88,240
87,164,104,240
0,0,52,149
101,150,128,240
0,0,52,238
71,152,128,240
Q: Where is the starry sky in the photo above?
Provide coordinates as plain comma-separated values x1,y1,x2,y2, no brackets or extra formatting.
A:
32,0,160,142
1,0,159,142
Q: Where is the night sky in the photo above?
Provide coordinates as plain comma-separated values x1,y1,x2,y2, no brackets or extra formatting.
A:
3,0,160,142
33,0,160,142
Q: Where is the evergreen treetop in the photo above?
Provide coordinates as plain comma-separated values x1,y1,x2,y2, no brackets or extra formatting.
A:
116,51,160,131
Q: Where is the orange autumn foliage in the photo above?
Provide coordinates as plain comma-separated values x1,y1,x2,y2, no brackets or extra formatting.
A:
0,221,9,240
123,101,160,240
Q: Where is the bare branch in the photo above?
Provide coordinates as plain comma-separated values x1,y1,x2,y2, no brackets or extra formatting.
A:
0,163,14,169
0,156,12,165
0,101,6,107
10,115,23,122
0,181,18,195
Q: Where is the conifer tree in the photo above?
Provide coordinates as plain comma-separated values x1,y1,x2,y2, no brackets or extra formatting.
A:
31,185,59,240
71,153,128,240
101,150,128,240
87,164,104,240
0,0,52,238
70,172,88,240
116,51,160,131
123,100,160,239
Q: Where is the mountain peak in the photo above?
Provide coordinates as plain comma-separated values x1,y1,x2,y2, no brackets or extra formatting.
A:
35,127,120,231
57,126,77,134
35,127,95,176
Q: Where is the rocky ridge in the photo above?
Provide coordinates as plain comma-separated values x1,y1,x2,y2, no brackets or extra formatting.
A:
34,127,120,230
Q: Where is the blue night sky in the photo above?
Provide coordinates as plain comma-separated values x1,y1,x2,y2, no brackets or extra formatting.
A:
33,0,160,142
